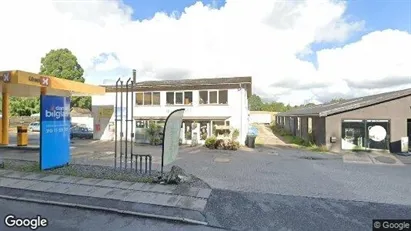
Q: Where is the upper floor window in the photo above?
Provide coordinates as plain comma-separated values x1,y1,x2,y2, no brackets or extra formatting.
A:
136,92,160,106
199,90,228,105
166,91,193,105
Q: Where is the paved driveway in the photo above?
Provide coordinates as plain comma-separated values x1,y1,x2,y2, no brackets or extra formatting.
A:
2,133,411,206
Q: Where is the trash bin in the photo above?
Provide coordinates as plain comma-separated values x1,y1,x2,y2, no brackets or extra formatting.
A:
247,135,256,148
246,126,258,148
17,126,28,146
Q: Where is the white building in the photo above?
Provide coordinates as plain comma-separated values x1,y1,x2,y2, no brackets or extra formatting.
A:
91,76,252,145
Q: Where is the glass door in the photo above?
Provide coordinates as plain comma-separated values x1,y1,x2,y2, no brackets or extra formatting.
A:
366,120,389,150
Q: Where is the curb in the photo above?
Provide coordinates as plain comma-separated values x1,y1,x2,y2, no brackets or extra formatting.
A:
0,146,39,151
0,194,208,226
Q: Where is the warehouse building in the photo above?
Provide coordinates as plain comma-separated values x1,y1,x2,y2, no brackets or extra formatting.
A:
276,88,411,153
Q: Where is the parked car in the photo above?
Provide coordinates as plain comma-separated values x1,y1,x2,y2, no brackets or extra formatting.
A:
70,126,93,139
28,122,40,132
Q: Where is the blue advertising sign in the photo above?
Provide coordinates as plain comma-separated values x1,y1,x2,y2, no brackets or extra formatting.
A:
40,95,71,170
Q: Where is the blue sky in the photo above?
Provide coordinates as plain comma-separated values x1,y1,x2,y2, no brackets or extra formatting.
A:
124,0,410,33
123,0,226,20
122,0,410,67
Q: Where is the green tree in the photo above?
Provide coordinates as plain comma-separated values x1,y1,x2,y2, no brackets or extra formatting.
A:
248,94,264,111
40,48,85,82
9,97,40,116
330,98,345,103
40,48,91,109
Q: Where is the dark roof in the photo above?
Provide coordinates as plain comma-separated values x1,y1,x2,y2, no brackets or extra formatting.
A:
277,87,411,117
134,76,251,87
103,76,252,94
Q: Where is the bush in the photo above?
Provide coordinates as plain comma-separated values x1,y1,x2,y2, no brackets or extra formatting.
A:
204,137,239,151
214,139,225,149
226,140,240,150
145,122,162,145
205,136,217,149
231,129,240,141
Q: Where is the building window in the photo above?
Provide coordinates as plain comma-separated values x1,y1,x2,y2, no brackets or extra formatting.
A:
165,91,193,105
136,93,143,105
136,92,160,106
175,92,183,105
209,91,218,104
184,92,193,105
308,117,312,134
225,120,230,126
184,121,193,140
166,92,174,105
144,92,152,105
199,90,228,105
297,117,301,130
199,91,208,104
219,90,228,104
200,122,208,140
153,92,160,105
212,120,225,136
341,120,366,150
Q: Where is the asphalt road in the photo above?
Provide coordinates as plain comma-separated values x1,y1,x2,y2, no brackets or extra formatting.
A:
0,199,221,231
4,133,411,207
205,189,411,231
175,147,411,206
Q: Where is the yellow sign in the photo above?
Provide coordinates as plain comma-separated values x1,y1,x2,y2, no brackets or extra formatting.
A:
98,107,114,119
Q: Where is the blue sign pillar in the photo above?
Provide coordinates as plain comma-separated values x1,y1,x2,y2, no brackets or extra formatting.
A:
40,95,71,170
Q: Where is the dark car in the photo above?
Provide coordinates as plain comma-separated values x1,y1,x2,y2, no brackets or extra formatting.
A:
70,126,93,139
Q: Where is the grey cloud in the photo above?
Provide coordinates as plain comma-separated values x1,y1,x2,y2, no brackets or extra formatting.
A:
314,92,356,104
345,76,411,89
264,1,302,30
270,80,328,90
153,68,191,80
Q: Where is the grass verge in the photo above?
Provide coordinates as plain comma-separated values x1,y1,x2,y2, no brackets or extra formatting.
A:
1,160,154,183
270,125,329,153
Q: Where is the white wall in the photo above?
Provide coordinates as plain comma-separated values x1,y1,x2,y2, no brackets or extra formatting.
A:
92,88,250,144
92,92,135,141
71,117,93,130
249,114,272,124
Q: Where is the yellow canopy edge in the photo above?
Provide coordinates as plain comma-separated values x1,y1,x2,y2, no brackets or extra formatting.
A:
0,70,105,97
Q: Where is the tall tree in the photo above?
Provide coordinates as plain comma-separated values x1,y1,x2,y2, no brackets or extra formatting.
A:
330,98,346,103
40,48,91,109
40,48,85,82
248,94,264,111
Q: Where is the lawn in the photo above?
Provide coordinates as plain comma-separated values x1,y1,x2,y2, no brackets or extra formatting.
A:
270,125,328,152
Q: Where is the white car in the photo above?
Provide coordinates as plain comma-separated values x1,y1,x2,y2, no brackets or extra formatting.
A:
28,122,40,132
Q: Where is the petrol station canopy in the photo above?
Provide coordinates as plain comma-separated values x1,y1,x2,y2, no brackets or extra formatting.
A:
0,70,105,97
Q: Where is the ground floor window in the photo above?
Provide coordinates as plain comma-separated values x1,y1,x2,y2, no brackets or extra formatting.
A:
200,122,208,140
184,120,193,140
212,120,225,136
341,119,390,150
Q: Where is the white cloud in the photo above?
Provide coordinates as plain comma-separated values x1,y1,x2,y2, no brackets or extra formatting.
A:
0,0,409,105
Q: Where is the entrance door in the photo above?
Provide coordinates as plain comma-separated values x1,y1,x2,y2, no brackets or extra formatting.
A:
366,120,390,150
135,120,148,143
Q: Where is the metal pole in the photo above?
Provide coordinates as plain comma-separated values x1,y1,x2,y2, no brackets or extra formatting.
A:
239,84,243,144
114,78,120,169
125,78,130,170
130,78,135,170
120,81,124,170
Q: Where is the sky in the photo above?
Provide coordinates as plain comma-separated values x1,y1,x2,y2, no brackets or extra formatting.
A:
0,0,410,105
